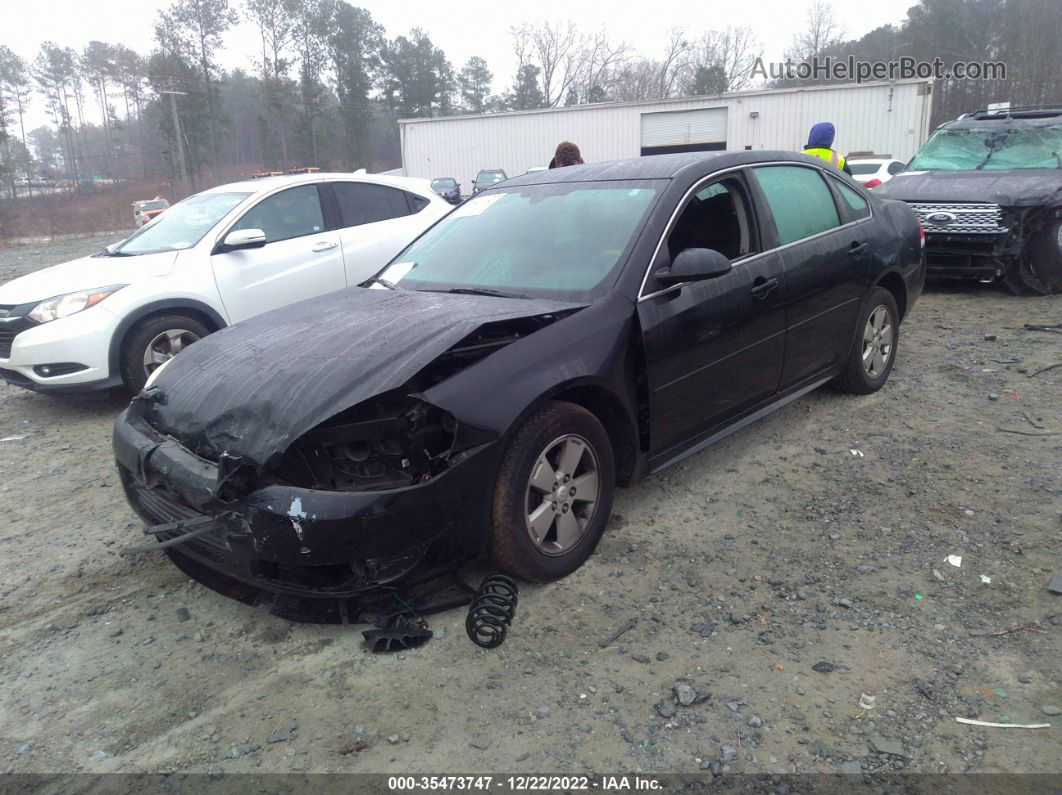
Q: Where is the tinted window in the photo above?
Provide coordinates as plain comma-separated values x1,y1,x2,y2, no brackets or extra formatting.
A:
668,179,756,262
231,185,324,243
848,163,880,175
431,178,457,190
333,182,411,227
751,166,840,245
834,180,870,220
887,161,905,175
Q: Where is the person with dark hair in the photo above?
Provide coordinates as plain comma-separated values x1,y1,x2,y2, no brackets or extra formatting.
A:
549,141,584,168
802,122,853,176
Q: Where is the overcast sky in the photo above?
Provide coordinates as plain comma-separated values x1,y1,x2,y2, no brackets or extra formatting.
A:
6,0,917,130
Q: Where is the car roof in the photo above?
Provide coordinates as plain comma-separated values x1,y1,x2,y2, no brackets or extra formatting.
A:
498,150,815,187
200,171,437,198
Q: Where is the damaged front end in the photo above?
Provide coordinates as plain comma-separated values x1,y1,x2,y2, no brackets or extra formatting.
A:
112,289,583,622
115,394,500,622
911,201,1062,292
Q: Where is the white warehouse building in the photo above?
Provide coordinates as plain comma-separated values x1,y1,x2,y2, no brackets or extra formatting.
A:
399,79,935,189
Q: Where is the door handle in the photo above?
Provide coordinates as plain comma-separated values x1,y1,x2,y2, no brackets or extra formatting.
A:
849,241,869,258
311,240,338,252
749,276,779,299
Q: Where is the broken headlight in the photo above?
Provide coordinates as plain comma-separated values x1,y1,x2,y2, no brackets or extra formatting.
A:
273,394,458,492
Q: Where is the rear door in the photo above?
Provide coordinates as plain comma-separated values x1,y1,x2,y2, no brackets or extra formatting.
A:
748,165,870,389
329,182,440,285
638,172,787,460
210,183,345,323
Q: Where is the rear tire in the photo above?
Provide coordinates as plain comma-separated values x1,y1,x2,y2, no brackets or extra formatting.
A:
490,401,615,582
832,287,900,395
119,314,210,394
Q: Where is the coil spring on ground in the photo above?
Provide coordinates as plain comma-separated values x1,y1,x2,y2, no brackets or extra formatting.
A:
465,574,518,648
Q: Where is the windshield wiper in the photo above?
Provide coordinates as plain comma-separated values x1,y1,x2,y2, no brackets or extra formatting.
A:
447,287,528,299
96,249,135,257
365,276,399,290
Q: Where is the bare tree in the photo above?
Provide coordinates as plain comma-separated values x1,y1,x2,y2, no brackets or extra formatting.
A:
569,30,629,104
611,58,665,103
786,0,845,62
681,26,762,94
657,28,691,98
510,21,583,108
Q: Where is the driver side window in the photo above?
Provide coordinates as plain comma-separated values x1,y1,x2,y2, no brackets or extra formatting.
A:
666,178,757,264
231,185,325,244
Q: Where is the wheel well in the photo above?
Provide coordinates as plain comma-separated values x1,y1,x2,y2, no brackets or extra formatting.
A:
876,271,907,319
109,301,227,378
552,385,638,487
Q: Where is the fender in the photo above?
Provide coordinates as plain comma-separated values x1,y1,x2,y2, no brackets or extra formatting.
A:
107,298,228,377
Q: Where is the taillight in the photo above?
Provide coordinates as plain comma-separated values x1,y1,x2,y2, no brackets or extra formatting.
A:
864,178,882,189
917,219,925,248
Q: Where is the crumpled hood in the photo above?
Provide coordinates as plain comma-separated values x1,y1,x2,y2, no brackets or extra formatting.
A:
146,287,584,471
0,249,179,305
876,169,1062,207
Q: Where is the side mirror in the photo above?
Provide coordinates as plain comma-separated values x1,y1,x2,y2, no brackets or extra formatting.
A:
222,228,267,251
654,248,732,287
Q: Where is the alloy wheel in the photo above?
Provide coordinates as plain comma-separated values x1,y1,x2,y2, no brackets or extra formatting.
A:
143,328,201,377
862,305,893,378
525,434,601,556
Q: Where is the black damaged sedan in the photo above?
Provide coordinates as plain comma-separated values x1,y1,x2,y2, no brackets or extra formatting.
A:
114,151,924,620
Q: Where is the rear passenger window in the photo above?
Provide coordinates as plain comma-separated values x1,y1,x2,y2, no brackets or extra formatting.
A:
834,180,870,220
751,166,840,245
333,182,411,227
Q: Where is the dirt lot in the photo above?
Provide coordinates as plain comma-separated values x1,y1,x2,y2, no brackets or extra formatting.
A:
0,236,1059,779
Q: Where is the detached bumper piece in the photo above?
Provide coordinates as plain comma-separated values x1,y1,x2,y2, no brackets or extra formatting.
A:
113,403,494,623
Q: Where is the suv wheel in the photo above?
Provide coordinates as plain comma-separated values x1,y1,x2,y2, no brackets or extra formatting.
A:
1027,220,1062,295
832,287,900,395
120,314,210,393
491,401,615,581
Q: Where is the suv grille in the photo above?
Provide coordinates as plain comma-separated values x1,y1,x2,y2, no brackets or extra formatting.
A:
908,202,1006,234
0,330,14,358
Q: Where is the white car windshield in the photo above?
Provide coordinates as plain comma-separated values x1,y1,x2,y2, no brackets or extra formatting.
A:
111,192,251,255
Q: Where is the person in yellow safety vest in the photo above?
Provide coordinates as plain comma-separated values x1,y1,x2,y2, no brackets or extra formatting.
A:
802,121,853,177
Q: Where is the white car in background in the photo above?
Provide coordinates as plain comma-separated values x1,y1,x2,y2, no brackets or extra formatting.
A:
847,158,907,188
0,172,451,394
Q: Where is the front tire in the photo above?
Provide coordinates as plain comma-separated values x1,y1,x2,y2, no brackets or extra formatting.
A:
832,287,900,395
119,314,210,393
1027,221,1062,295
490,401,615,581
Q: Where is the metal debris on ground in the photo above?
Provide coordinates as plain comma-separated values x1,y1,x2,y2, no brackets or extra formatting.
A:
363,614,433,653
1027,362,1062,378
987,624,1046,637
0,435,28,442
599,616,637,648
1022,323,1062,334
955,717,1050,729
465,574,518,648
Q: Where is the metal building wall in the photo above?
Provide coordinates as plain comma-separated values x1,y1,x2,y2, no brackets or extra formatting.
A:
400,80,933,189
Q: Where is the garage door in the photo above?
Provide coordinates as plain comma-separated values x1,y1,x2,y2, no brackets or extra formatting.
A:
641,108,727,155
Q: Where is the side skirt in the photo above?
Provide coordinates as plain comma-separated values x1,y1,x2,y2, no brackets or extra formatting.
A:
648,375,835,475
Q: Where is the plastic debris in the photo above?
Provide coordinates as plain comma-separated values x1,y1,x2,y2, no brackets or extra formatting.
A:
946,555,962,568
0,435,28,442
859,693,877,711
955,717,1050,729
980,574,992,584
849,449,864,458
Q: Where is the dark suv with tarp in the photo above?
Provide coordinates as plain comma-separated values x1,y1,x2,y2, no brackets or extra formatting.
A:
876,105,1062,294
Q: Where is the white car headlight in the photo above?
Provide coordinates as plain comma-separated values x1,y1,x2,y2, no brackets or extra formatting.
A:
28,286,125,324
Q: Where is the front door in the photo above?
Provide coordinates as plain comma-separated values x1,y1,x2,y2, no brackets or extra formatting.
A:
211,184,346,323
638,174,787,462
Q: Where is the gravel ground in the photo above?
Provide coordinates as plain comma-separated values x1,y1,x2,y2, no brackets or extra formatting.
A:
0,235,1059,777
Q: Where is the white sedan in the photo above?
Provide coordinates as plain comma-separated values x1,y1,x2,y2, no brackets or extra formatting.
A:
0,172,451,394
847,158,907,188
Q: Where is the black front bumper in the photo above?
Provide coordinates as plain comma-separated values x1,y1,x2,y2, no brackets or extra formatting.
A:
113,405,499,602
924,232,1010,280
